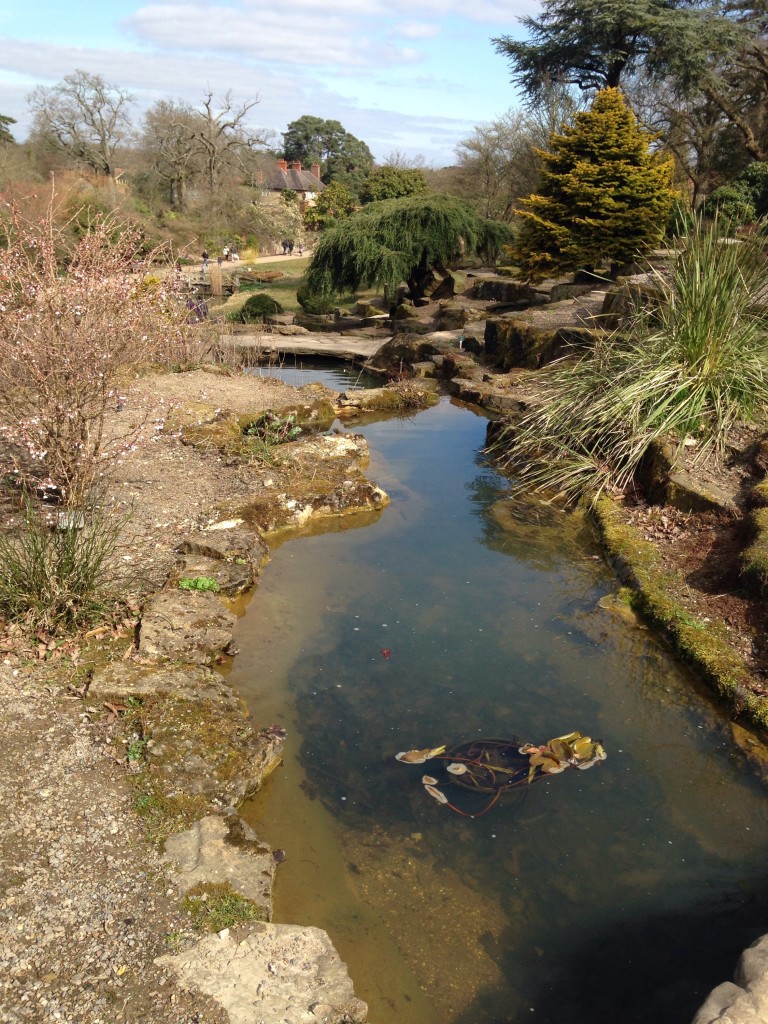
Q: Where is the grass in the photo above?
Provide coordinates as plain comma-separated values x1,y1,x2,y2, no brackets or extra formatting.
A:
0,492,128,635
210,256,383,322
181,882,264,932
493,214,768,505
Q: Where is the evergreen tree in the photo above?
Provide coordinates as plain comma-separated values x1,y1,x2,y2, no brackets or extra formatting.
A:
0,114,16,144
305,193,510,301
359,166,428,203
513,88,675,280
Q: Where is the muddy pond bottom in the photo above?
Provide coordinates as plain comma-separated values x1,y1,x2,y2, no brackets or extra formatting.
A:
228,391,768,1024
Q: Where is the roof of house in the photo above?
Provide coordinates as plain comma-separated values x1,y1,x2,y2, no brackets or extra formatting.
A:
263,160,325,193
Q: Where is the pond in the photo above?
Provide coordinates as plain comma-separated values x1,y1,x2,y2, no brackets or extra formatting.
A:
227,370,768,1024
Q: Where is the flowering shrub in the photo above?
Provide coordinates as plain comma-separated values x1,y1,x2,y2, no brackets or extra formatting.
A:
0,195,194,506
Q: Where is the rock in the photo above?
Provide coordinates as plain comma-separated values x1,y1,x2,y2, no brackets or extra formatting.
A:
692,934,768,1024
175,525,270,595
157,923,368,1024
472,277,544,306
666,470,736,514
484,318,600,370
162,814,275,922
175,554,254,595
601,276,663,328
88,663,244,710
139,590,236,665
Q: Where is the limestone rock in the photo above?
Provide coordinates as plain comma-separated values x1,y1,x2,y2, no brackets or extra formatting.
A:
162,814,275,922
157,923,368,1024
176,525,270,595
139,590,236,665
692,934,768,1024
88,663,243,710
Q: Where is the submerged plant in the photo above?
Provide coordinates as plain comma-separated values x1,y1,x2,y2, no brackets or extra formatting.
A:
494,214,768,504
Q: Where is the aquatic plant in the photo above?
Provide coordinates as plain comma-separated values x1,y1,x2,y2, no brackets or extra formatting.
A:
396,732,606,817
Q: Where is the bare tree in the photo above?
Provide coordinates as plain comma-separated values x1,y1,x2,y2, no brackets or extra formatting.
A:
176,91,269,192
453,110,542,222
141,99,202,210
28,70,134,177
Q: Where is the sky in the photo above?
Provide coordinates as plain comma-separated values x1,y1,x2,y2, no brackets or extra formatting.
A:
0,0,538,167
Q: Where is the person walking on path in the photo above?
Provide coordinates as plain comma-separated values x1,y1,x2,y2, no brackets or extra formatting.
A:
201,249,209,271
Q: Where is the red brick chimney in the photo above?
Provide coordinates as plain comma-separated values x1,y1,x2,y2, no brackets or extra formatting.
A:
277,158,288,171
310,163,321,178
289,160,302,172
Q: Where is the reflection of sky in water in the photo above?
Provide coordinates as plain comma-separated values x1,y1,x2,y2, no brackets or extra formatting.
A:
235,395,768,1024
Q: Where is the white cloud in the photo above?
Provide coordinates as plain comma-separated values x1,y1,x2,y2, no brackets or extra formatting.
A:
395,22,441,40
0,35,477,164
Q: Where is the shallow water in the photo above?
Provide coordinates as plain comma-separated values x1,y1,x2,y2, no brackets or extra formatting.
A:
228,378,768,1024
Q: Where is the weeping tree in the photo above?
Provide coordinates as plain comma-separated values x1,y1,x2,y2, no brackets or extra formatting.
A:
305,192,511,301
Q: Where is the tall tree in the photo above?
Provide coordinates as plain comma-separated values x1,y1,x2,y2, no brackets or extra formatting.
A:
141,99,201,210
492,0,679,99
453,110,543,221
282,116,374,190
0,114,16,144
175,91,269,192
305,193,511,301
512,88,675,280
28,70,134,177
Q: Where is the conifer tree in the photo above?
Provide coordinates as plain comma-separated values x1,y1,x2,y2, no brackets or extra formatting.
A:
306,193,510,300
513,88,676,281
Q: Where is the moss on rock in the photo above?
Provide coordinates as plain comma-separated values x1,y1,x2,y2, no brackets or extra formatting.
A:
591,495,768,731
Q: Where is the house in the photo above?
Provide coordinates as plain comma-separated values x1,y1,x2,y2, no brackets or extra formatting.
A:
260,159,326,207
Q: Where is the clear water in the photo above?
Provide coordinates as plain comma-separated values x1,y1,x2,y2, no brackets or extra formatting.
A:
247,358,381,392
227,375,768,1024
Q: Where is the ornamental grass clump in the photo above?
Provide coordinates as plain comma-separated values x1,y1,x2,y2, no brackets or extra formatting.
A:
495,214,768,504
0,493,127,634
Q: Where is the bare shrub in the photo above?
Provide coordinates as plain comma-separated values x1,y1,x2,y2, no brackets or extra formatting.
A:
0,193,193,506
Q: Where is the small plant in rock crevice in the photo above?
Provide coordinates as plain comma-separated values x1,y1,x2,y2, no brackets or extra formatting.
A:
178,576,221,592
181,882,263,932
242,411,303,445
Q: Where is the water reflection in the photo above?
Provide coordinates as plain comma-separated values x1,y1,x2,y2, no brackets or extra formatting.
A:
232,394,768,1024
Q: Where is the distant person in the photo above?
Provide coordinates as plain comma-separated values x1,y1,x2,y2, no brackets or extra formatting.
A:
217,253,223,267
281,239,290,255
201,249,209,271
288,240,294,254
223,246,230,261
298,242,304,256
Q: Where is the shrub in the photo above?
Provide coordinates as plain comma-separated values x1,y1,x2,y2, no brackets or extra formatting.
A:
296,282,336,314
734,162,768,218
511,88,676,281
234,293,283,323
0,196,192,507
493,214,768,503
702,184,756,229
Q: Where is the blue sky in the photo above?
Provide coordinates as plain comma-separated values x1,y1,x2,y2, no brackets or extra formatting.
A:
0,0,537,166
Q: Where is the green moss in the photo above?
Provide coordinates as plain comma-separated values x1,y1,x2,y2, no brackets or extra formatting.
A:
181,882,265,932
742,506,768,596
119,690,268,843
591,495,768,731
